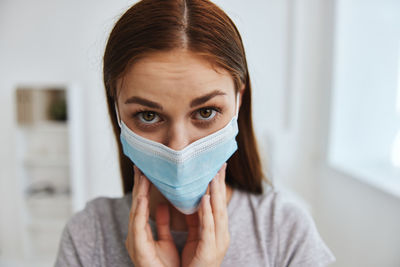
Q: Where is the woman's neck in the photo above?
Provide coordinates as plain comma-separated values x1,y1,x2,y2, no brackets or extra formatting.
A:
149,184,233,232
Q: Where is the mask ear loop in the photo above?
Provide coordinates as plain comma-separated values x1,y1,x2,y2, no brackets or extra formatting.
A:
114,103,122,128
235,93,240,117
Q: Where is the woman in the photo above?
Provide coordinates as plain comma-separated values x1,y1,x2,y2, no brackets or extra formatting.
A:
56,0,335,266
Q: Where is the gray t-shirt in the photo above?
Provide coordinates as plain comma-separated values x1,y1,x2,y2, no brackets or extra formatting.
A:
55,188,335,266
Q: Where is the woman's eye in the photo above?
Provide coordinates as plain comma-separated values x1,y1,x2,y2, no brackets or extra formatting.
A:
138,111,160,123
196,108,217,120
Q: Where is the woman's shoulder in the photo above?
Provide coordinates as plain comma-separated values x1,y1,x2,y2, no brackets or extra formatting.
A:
229,187,324,241
228,187,336,266
68,194,129,220
229,186,309,222
66,194,131,234
55,194,132,266
85,194,131,217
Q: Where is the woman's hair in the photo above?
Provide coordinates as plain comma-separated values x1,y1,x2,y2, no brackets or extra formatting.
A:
103,0,269,194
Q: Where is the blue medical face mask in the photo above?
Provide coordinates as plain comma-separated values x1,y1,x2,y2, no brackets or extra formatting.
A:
115,94,239,214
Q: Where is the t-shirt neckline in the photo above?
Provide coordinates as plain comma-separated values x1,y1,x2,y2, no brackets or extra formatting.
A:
148,188,239,234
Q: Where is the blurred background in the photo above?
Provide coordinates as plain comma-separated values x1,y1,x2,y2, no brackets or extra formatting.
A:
0,0,399,266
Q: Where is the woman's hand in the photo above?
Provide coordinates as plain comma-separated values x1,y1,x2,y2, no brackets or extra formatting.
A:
181,163,230,267
125,166,180,267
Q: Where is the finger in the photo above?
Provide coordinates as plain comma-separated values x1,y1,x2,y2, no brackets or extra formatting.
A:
206,184,211,195
133,165,140,190
133,165,145,193
133,166,140,196
131,168,151,213
137,174,151,198
220,163,228,201
143,197,154,243
137,175,151,223
145,223,154,244
198,198,203,231
212,164,229,248
199,194,215,245
215,163,228,204
133,196,156,256
133,196,151,245
211,171,224,218
211,172,222,217
130,166,140,215
155,203,174,241
185,213,199,242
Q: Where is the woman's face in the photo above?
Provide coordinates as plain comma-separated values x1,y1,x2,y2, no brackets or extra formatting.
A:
117,50,239,150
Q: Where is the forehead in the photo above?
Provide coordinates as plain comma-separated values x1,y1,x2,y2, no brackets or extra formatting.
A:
118,50,235,101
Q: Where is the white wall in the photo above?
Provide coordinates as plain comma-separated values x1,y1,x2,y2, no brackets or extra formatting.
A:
317,166,400,267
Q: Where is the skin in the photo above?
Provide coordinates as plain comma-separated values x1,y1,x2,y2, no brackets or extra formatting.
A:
116,49,244,267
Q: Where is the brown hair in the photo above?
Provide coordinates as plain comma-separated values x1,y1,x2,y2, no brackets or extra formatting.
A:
103,0,269,195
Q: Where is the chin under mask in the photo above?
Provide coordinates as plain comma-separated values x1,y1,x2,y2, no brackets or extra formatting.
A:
116,95,239,214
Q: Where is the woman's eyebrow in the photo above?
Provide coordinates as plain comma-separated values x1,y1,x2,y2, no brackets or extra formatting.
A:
125,96,163,110
190,90,226,108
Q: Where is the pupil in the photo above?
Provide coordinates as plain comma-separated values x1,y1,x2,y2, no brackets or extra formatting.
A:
201,109,211,118
143,112,155,121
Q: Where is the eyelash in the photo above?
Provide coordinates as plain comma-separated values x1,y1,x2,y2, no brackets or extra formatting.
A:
132,106,222,129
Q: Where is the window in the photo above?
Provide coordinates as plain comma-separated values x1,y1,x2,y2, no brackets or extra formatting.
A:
328,0,400,196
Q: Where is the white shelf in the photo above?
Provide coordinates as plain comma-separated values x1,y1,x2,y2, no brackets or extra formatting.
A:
24,156,70,167
7,85,87,265
20,121,68,132
25,194,72,221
